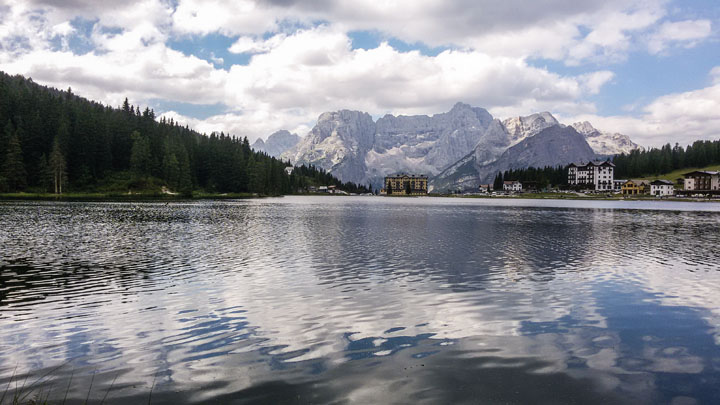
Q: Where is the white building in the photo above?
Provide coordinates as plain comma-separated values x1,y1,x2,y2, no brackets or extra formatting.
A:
568,161,615,191
503,181,522,192
650,180,674,196
683,171,719,191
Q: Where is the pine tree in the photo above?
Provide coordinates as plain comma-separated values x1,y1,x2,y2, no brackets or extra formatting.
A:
176,145,193,195
493,172,503,190
162,150,180,190
1,130,27,191
130,131,152,178
37,154,51,192
0,120,13,171
49,136,67,194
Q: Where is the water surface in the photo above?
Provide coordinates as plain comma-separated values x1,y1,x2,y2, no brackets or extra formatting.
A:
1,196,720,404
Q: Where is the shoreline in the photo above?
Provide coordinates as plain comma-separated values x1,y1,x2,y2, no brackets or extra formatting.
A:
0,192,266,201
2,192,719,203
435,194,720,203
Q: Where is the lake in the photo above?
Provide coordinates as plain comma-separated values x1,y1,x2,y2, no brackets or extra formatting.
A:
1,196,720,404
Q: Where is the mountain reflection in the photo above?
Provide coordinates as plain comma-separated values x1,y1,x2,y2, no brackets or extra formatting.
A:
1,197,719,404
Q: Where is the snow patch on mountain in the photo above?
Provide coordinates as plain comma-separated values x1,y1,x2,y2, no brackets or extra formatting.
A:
571,121,641,155
280,103,642,189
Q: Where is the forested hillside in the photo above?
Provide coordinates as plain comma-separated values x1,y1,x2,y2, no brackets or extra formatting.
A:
492,166,568,190
0,72,368,195
490,140,720,190
613,141,720,179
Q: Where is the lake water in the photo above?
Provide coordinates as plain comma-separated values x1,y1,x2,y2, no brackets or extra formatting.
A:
1,196,720,404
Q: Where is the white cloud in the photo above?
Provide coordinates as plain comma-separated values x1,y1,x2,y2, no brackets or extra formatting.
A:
1,43,228,108
566,67,720,148
579,71,615,95
171,0,675,65
712,67,720,85
0,0,717,147
159,26,611,139
224,26,611,113
160,110,314,143
228,34,287,54
172,0,279,36
648,19,712,54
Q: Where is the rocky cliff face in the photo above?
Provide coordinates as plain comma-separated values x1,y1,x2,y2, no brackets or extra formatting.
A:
285,102,499,185
280,103,640,190
252,130,300,158
502,112,559,146
571,121,641,155
431,112,563,191
365,102,495,184
282,110,376,184
431,125,596,191
476,125,596,184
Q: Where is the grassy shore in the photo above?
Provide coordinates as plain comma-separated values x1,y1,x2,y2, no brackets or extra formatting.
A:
0,191,264,201
634,164,720,182
430,192,719,202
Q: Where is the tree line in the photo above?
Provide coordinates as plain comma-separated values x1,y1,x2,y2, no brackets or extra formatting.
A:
493,166,568,190
612,141,720,179
490,138,720,191
0,71,368,195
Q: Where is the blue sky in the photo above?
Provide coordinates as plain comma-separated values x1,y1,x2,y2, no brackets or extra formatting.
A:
1,0,718,146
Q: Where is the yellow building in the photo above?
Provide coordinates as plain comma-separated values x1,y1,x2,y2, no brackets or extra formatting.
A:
382,174,428,195
621,179,649,195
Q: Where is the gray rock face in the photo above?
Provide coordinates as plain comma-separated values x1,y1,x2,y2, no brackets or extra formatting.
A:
285,102,498,186
475,125,596,183
502,112,558,146
281,104,640,190
251,130,300,158
282,110,376,184
431,112,564,191
432,125,596,191
366,102,495,184
570,121,641,155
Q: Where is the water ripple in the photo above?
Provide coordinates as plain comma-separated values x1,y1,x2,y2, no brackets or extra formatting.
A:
1,197,720,403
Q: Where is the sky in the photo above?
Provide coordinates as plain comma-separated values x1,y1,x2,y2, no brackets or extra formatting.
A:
0,0,718,147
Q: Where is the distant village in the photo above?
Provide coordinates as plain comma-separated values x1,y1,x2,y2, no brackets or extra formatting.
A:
477,161,719,197
301,162,720,198
373,162,719,198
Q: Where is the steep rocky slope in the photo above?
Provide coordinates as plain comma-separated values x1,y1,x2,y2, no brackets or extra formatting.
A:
251,130,300,158
280,104,640,189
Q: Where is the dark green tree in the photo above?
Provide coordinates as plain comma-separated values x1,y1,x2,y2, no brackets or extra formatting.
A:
1,130,27,191
49,136,67,194
493,171,503,190
129,131,152,178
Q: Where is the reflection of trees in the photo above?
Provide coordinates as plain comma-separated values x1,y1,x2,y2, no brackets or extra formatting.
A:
3,199,720,403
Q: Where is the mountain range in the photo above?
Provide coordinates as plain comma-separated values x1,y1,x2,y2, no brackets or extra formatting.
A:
251,130,301,158
259,103,641,191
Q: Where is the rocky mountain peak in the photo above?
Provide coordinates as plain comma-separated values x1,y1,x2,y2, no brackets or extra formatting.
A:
312,109,376,150
570,121,641,155
571,121,601,137
445,102,493,125
502,112,559,145
252,130,301,158
282,103,641,189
